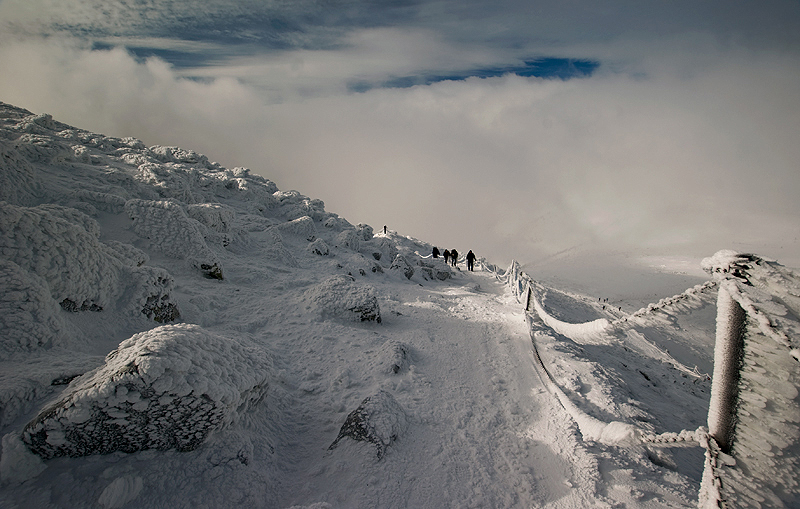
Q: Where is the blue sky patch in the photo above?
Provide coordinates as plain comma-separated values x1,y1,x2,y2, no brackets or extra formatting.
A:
348,58,600,92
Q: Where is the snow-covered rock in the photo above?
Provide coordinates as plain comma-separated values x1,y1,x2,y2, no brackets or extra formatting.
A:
356,223,373,241
366,236,398,265
390,254,414,279
328,390,408,459
187,203,235,233
417,258,452,281
0,201,180,331
22,324,271,459
308,238,330,256
125,198,224,279
378,340,411,374
0,259,73,357
304,275,382,323
0,138,43,206
272,215,317,241
335,229,361,252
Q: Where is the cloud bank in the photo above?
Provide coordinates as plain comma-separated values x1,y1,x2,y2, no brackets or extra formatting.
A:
1,3,799,274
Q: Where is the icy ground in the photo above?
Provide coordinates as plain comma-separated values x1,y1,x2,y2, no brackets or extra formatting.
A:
0,102,740,507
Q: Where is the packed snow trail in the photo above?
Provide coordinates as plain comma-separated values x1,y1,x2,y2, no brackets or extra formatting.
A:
268,266,603,508
255,266,700,508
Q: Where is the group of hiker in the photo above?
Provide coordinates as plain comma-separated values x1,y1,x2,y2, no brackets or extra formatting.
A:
431,246,477,271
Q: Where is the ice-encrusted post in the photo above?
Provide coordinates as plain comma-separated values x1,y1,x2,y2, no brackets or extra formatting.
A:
707,286,746,453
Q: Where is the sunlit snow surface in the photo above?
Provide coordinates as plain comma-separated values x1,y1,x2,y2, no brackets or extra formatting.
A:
0,102,796,508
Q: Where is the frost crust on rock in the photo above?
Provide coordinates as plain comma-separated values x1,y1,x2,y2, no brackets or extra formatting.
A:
125,199,223,279
304,275,382,323
328,390,407,459
22,324,271,459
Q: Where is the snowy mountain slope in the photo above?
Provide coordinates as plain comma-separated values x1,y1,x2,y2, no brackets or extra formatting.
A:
0,101,760,507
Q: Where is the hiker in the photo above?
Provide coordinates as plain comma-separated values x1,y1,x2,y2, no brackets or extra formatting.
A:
466,250,476,271
383,225,387,234
450,249,458,267
432,246,440,258
443,249,451,264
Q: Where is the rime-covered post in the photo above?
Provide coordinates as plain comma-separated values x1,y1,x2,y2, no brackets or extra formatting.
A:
707,285,746,453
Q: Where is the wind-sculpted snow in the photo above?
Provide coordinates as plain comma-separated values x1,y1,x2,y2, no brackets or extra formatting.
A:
530,293,610,341
21,324,271,459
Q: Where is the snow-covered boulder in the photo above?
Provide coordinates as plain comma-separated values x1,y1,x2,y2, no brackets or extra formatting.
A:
308,238,330,256
390,255,414,279
148,145,210,167
378,340,411,374
0,259,73,357
0,202,180,351
335,229,361,252
273,190,327,221
272,215,317,241
0,202,117,310
367,237,398,265
125,199,223,279
417,258,452,281
0,138,43,206
127,265,181,324
304,275,381,323
356,223,373,241
186,203,235,233
22,324,271,459
328,390,407,459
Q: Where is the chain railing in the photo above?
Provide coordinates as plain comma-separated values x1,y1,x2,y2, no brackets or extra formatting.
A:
489,251,800,508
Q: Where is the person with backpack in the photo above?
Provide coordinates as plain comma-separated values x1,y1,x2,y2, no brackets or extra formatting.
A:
466,250,476,271
443,249,451,264
450,249,458,267
432,246,440,258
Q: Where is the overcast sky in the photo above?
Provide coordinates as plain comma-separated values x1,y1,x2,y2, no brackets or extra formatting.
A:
1,0,799,275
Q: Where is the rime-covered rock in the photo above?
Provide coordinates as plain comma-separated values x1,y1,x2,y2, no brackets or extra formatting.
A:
186,203,235,233
0,202,180,327
417,258,452,281
328,390,407,459
379,340,411,374
308,238,330,256
272,215,317,241
356,223,373,241
335,229,361,252
0,259,73,357
304,275,381,323
390,255,414,280
22,324,271,459
125,199,223,279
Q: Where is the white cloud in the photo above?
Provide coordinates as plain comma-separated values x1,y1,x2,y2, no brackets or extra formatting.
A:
0,33,798,271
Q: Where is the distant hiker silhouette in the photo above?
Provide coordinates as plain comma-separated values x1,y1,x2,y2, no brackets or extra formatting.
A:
383,225,387,234
432,246,440,258
443,249,451,264
450,249,458,267
466,250,476,271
